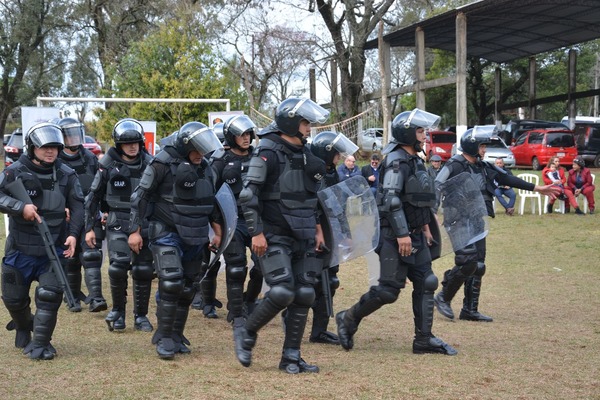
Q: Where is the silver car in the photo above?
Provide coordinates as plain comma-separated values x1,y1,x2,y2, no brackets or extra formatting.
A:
358,128,383,152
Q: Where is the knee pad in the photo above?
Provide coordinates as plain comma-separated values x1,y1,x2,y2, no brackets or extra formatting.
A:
474,262,486,277
108,262,129,280
266,285,295,308
35,286,63,308
372,285,399,305
223,236,247,266
295,250,322,286
227,264,247,283
107,231,131,265
293,285,316,307
459,261,478,277
82,249,103,269
259,246,292,286
152,245,183,281
329,268,340,291
132,262,154,281
423,272,439,292
1,264,29,306
159,279,184,302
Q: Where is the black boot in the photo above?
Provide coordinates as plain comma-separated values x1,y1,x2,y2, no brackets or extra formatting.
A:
5,300,33,348
152,298,178,360
234,327,256,367
460,276,493,322
309,294,339,345
547,203,553,214
278,347,319,374
434,267,468,320
413,329,458,356
23,287,61,360
83,267,107,312
105,309,126,331
106,264,128,331
198,275,222,318
133,278,153,332
575,207,585,215
64,258,83,312
335,309,359,351
173,304,192,354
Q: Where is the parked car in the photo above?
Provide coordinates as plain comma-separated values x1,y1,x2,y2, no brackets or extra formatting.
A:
4,129,24,167
358,128,383,152
510,128,577,170
500,119,568,145
573,123,600,167
83,135,102,155
424,130,456,161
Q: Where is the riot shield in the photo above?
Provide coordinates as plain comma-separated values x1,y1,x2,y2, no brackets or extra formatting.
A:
437,172,488,255
208,183,238,268
317,175,379,267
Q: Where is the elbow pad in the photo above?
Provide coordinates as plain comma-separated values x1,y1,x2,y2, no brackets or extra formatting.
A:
243,208,262,236
389,197,410,237
245,156,267,185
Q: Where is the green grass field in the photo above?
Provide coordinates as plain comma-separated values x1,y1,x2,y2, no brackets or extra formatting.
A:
0,169,598,399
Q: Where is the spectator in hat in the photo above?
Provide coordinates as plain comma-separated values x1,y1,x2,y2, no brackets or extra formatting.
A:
567,156,595,214
361,154,380,195
427,154,443,180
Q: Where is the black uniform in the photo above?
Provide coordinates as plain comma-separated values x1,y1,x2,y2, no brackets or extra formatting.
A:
209,148,263,324
235,131,326,373
130,145,221,359
433,154,536,321
85,146,154,331
0,154,84,359
336,144,457,355
58,147,107,312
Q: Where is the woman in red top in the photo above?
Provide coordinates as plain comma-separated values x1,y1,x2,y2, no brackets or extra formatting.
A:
568,156,595,214
541,156,582,214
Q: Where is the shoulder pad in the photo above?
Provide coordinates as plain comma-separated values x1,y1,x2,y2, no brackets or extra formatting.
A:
58,162,76,176
256,137,278,150
382,141,401,155
383,149,409,166
99,152,116,169
153,150,175,165
142,152,154,164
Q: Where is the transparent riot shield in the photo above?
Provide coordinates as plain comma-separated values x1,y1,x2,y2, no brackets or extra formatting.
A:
318,175,380,266
437,172,489,256
208,183,238,268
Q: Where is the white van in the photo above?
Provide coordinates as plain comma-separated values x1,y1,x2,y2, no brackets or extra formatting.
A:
561,116,600,129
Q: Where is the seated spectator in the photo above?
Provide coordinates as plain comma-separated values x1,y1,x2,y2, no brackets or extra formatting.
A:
568,156,595,214
361,153,380,195
337,155,360,181
427,154,443,179
542,156,583,214
493,158,516,216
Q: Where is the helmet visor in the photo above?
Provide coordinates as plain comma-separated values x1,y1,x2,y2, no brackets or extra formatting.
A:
472,125,497,138
329,132,359,157
226,115,256,137
28,124,65,148
289,99,330,124
405,109,441,130
62,123,85,146
186,127,223,155
114,120,144,142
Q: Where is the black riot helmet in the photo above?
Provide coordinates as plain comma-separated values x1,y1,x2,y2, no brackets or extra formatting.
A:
25,122,65,165
459,126,493,157
112,118,145,145
391,108,441,151
58,117,85,149
310,131,359,166
274,97,329,140
223,115,256,149
175,121,223,158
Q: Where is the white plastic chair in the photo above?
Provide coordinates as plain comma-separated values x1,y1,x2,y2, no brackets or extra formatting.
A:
576,173,596,213
516,173,542,215
543,195,565,214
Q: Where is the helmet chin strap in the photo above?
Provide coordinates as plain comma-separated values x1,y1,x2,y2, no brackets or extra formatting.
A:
32,153,55,168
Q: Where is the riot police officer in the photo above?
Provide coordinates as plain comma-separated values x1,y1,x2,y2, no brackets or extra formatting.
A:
129,121,224,359
336,109,458,355
57,117,107,313
0,122,84,360
84,118,154,332
235,97,328,374
433,129,559,322
306,130,358,345
207,115,265,342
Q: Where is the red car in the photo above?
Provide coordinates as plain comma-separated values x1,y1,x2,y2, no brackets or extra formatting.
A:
83,135,102,155
424,130,456,161
510,128,578,170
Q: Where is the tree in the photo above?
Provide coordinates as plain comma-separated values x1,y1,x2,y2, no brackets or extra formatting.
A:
91,11,247,141
0,0,70,136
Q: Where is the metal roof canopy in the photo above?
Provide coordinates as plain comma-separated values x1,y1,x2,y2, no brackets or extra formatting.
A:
365,0,600,64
